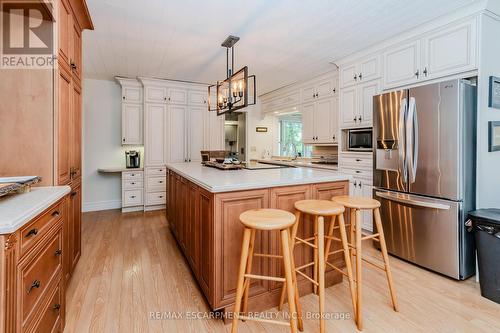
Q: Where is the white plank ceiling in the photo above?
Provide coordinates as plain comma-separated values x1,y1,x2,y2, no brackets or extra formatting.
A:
83,0,476,94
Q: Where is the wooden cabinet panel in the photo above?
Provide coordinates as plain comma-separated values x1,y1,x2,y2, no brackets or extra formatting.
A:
69,182,81,272
57,67,72,185
269,185,311,289
71,22,82,82
313,181,348,200
215,189,270,307
186,183,199,275
30,284,63,333
70,83,82,180
58,0,72,67
198,188,214,298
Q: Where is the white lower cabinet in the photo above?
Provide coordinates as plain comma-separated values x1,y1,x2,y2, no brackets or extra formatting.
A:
349,179,374,232
145,167,166,208
121,171,144,212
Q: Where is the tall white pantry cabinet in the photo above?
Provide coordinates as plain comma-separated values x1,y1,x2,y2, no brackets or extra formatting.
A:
116,77,225,211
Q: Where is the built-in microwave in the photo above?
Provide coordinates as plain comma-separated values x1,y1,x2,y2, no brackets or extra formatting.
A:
347,128,373,151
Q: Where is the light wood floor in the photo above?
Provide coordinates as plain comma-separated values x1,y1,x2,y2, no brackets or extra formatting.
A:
64,210,500,333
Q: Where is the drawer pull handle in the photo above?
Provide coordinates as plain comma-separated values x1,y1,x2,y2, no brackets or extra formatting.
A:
159,196,163,198
131,174,135,176
355,171,362,174
53,303,61,311
70,191,77,198
26,228,38,237
54,249,62,256
27,280,41,294
355,159,362,162
131,195,136,199
158,181,163,183
159,169,163,172
131,182,136,185
51,210,60,217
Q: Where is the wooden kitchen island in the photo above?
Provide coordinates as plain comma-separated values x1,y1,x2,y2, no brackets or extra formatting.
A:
166,162,351,314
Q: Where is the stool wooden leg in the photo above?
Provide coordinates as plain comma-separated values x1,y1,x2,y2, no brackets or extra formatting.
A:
242,229,256,318
338,213,357,318
317,216,326,333
355,209,363,330
231,228,252,333
374,208,399,312
279,211,301,312
281,229,298,333
324,215,337,264
313,216,319,295
350,209,356,262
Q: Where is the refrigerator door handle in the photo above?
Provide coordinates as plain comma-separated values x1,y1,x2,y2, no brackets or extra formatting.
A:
407,97,419,183
398,98,408,184
375,191,451,210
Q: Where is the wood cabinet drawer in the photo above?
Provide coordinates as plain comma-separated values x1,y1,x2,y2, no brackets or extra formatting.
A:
122,171,143,180
27,283,62,333
19,230,62,323
122,180,143,190
146,167,166,176
20,201,63,257
123,190,143,207
146,191,166,205
147,176,166,189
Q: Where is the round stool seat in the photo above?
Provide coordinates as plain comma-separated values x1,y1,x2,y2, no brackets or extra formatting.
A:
332,195,381,209
239,209,296,231
294,200,345,216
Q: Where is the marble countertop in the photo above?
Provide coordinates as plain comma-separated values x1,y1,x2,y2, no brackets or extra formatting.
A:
0,186,71,234
166,162,351,193
256,159,338,171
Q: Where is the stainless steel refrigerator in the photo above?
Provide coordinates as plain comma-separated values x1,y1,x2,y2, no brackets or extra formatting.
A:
373,79,476,280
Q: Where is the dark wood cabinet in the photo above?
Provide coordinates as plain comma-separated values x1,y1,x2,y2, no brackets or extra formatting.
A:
166,168,348,313
69,181,82,272
57,66,72,186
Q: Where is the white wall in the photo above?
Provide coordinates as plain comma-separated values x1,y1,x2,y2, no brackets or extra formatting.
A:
82,78,142,212
476,11,500,208
246,104,279,160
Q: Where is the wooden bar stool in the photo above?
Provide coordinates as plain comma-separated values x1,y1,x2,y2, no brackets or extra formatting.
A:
231,209,300,333
332,196,399,330
278,200,357,333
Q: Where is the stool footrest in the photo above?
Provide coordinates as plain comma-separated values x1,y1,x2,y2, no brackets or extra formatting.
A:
296,261,315,271
326,261,350,278
235,314,291,327
295,236,317,249
327,249,344,256
244,273,285,283
296,269,319,286
361,233,380,241
254,253,283,259
324,235,342,242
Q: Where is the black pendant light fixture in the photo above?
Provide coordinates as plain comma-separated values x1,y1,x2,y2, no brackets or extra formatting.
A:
208,35,256,116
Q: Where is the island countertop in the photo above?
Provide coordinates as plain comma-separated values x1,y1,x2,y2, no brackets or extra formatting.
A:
0,186,71,234
165,162,351,193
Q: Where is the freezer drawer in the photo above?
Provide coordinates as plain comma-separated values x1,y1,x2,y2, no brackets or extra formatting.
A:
374,190,460,279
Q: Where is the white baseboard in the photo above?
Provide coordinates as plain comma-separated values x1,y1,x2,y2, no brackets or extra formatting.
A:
83,199,122,212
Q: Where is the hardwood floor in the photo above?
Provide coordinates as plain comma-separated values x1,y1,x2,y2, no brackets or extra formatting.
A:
64,210,500,333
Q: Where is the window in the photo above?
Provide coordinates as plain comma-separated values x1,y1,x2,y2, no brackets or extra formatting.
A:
279,115,304,157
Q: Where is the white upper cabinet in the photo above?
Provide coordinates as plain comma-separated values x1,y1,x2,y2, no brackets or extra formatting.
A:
188,90,208,106
340,86,357,128
300,86,316,104
314,99,334,142
116,77,144,145
340,80,379,128
382,17,478,90
122,104,142,145
145,86,168,103
340,54,381,88
383,40,421,89
145,103,167,166
122,86,142,103
168,88,188,104
168,105,187,163
207,111,225,150
187,106,206,162
301,103,315,144
300,75,337,103
422,18,477,80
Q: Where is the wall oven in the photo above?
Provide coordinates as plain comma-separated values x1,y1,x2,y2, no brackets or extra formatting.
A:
347,128,373,151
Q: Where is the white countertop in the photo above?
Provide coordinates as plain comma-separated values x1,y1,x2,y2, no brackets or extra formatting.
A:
166,162,351,193
256,159,338,171
0,186,71,234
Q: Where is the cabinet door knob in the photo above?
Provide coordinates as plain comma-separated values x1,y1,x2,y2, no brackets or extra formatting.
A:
51,210,60,217
356,159,362,162
358,116,362,122
333,88,336,93
54,249,62,256
123,96,126,100
71,191,77,198
415,69,420,78
358,182,362,188
26,228,38,237
354,74,358,81
359,73,363,80
26,280,41,294
354,181,357,187
53,304,61,311
122,138,126,142
312,93,315,98
423,67,428,76
353,117,357,122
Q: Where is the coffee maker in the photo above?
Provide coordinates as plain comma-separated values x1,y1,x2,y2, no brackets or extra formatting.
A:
125,150,140,168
